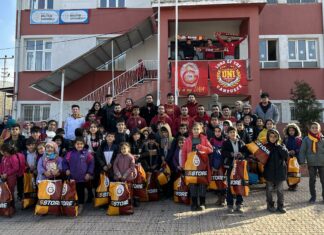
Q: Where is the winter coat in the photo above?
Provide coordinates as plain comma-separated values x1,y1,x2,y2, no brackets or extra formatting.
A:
4,135,26,152
264,144,289,182
37,156,63,181
181,134,213,168
194,113,211,126
150,114,173,128
164,104,181,122
185,101,198,117
299,135,324,166
63,149,94,183
113,153,136,181
221,139,248,169
0,155,19,178
101,102,116,131
140,104,158,127
126,116,147,131
95,141,118,179
255,102,279,124
172,115,194,136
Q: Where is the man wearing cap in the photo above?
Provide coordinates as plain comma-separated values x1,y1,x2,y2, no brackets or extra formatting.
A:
126,105,147,131
255,92,280,124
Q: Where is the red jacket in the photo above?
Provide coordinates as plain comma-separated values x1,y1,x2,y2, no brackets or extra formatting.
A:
216,34,246,57
164,104,181,122
126,116,147,131
172,115,194,136
181,134,213,168
150,114,173,128
185,102,198,117
0,155,19,178
194,113,211,125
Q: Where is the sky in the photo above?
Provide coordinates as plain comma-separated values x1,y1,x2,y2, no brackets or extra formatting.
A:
0,0,16,83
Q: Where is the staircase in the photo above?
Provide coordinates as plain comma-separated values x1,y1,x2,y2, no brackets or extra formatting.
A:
79,60,158,105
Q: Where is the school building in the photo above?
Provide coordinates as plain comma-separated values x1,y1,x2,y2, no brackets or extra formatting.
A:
14,0,324,124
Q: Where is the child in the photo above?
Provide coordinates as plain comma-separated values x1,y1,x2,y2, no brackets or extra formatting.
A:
299,122,324,204
258,119,276,144
39,121,48,142
37,142,63,182
63,137,94,212
0,143,19,209
95,132,118,182
171,136,186,175
36,143,46,166
243,114,255,141
264,129,289,213
4,123,26,153
159,125,173,159
53,135,67,157
129,129,145,164
222,120,233,139
85,122,103,154
254,118,265,140
115,119,129,147
181,123,213,211
25,138,38,176
113,142,136,182
236,120,251,144
222,126,248,213
30,126,42,145
283,123,302,191
210,125,226,207
142,133,163,173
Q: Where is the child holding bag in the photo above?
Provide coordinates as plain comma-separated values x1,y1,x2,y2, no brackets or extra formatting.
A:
113,142,136,182
181,122,213,211
64,137,94,213
0,144,19,209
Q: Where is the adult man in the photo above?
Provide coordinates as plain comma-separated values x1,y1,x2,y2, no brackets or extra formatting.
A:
102,94,116,131
172,105,194,136
216,33,247,60
233,101,244,121
64,104,85,140
220,105,237,123
255,92,279,124
126,106,147,131
4,123,26,152
181,39,195,60
140,94,158,126
185,93,199,117
109,104,126,133
164,93,180,122
194,105,210,126
211,104,223,119
150,105,173,128
204,39,217,60
241,103,257,126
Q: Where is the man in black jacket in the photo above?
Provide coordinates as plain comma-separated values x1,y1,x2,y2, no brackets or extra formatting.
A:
102,94,116,131
4,123,26,152
140,94,158,126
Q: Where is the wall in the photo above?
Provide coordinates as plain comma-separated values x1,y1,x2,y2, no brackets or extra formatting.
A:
125,36,158,69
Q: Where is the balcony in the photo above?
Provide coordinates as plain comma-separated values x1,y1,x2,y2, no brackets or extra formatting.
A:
151,0,267,7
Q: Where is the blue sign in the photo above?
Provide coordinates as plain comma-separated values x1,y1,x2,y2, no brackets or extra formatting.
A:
30,10,60,24
59,9,89,24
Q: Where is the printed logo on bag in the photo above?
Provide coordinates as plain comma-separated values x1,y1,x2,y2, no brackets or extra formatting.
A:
193,155,200,167
46,182,56,196
186,170,208,176
96,192,109,198
111,199,129,207
230,179,242,186
116,184,125,197
256,141,270,155
0,202,8,208
104,176,110,187
148,189,158,194
61,200,75,207
62,183,68,196
212,175,226,181
133,183,144,189
175,191,188,197
39,199,61,206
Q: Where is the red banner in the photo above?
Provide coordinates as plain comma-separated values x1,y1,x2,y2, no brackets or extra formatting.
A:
209,60,248,95
171,61,208,96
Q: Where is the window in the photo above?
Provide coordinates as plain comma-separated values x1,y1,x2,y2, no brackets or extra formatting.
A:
288,39,318,68
259,40,279,68
22,104,50,122
290,104,297,121
272,103,282,122
267,0,278,3
30,0,54,9
100,0,126,8
26,39,52,71
287,0,317,3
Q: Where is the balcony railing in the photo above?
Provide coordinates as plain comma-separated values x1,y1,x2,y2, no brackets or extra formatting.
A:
151,0,267,7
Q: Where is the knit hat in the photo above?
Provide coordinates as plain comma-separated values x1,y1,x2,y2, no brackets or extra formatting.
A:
243,103,252,109
45,141,59,154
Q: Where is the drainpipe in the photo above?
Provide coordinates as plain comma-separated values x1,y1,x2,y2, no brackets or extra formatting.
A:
157,0,161,105
174,0,179,105
58,69,65,128
13,0,21,120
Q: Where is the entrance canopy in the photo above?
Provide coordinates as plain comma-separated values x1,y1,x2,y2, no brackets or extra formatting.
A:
30,15,157,96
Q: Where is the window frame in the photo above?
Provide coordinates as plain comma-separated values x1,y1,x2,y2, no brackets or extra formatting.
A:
30,0,54,10
286,0,317,4
25,39,52,71
288,39,318,68
99,0,126,8
21,104,51,122
259,39,279,69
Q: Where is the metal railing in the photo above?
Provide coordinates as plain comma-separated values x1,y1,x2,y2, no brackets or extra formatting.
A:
79,60,158,103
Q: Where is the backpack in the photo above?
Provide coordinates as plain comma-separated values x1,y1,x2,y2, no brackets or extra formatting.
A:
15,153,26,177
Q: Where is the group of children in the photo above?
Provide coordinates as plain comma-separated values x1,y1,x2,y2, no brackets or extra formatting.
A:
0,96,323,216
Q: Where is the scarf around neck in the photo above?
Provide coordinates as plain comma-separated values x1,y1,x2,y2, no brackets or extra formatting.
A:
308,132,321,153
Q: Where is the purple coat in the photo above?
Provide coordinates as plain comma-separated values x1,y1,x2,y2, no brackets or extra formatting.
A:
63,149,94,183
37,156,63,182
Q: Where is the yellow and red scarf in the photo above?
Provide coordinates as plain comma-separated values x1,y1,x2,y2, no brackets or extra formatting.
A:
308,132,321,153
